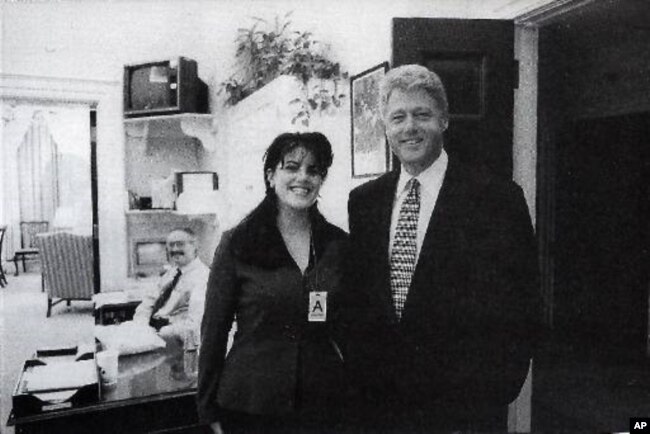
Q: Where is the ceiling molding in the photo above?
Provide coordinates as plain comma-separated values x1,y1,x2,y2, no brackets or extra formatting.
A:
0,74,119,106
514,0,599,26
492,0,556,14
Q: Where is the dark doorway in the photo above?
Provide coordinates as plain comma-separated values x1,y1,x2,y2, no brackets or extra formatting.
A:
554,112,650,361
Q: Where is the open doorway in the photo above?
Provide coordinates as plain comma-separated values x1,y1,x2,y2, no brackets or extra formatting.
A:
1,101,98,290
530,0,650,430
535,0,650,361
554,112,650,360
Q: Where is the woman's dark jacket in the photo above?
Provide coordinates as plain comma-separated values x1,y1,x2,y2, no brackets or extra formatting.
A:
196,197,348,425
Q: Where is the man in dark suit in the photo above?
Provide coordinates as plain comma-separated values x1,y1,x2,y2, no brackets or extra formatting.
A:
344,64,540,432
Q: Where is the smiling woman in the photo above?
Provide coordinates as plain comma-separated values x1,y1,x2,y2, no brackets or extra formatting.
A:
264,134,332,272
197,131,351,433
264,136,330,215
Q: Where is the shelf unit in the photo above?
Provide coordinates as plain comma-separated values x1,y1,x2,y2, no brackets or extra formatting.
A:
123,113,219,276
124,113,217,151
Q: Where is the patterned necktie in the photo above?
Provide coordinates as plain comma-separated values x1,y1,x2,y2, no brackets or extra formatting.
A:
151,268,182,318
390,178,421,320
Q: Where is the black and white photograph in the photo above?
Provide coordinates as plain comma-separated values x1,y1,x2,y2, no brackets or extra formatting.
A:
1,1,650,433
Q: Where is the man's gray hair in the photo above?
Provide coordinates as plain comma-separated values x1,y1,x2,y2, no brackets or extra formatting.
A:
379,64,449,121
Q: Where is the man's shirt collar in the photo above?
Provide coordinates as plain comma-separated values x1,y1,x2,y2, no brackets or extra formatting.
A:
396,149,448,197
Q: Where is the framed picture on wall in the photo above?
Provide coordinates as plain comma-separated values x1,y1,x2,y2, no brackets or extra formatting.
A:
350,62,391,178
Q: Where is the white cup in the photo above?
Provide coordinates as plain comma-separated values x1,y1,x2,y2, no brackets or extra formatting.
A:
96,350,119,386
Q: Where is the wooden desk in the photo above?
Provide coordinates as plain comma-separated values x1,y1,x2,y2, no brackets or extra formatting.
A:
8,340,208,434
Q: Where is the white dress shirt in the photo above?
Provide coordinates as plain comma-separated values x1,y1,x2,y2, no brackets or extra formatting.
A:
389,149,448,263
133,257,209,339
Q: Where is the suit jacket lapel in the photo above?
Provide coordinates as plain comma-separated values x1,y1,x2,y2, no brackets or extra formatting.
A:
402,159,479,319
420,159,473,263
368,171,400,320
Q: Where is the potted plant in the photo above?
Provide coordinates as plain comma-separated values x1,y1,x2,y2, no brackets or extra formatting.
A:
220,12,348,126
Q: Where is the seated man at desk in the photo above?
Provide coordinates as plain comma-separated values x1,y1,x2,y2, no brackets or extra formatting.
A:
133,228,209,340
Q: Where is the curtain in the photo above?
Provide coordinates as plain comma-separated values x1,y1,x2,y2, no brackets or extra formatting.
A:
17,111,60,224
1,102,91,257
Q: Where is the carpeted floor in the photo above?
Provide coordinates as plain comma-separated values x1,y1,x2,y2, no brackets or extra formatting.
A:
2,269,650,433
1,269,95,434
532,339,650,433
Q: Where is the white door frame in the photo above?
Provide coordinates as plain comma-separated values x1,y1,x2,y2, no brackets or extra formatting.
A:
1,74,126,290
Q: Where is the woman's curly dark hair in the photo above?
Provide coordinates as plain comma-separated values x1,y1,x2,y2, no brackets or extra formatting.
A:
263,132,334,196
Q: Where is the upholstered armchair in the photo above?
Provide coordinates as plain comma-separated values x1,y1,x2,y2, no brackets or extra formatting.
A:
36,232,95,317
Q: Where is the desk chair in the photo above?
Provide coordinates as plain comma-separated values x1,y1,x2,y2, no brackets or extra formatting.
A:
11,221,49,276
0,225,8,287
36,232,95,317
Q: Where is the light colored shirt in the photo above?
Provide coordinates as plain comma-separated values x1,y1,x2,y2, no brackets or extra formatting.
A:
389,149,448,263
133,257,209,339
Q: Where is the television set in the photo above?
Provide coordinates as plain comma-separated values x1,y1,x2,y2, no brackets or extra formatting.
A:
131,239,168,276
123,57,208,118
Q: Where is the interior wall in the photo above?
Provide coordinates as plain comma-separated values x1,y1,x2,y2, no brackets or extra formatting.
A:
125,136,201,198
564,27,650,118
2,0,495,85
537,9,650,122
3,1,541,286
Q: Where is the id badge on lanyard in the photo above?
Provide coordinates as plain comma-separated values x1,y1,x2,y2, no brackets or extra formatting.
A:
308,291,327,322
306,232,327,322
